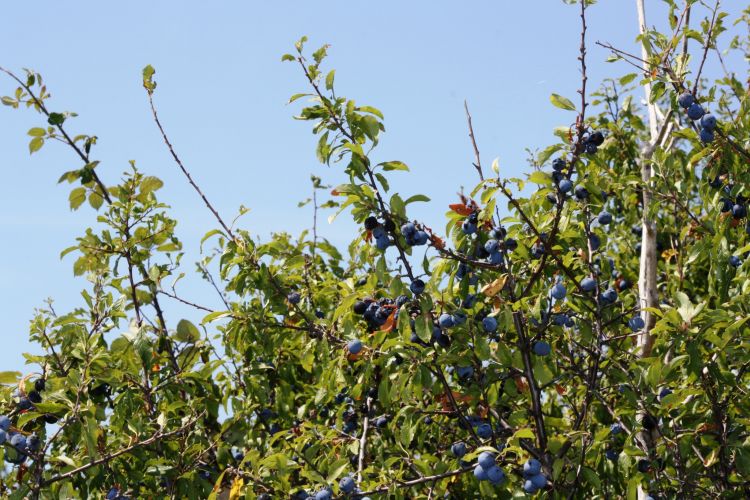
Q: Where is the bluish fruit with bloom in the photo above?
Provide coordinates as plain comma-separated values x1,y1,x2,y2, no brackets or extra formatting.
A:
678,92,694,108
610,423,623,435
552,158,566,171
598,211,612,224
730,255,742,268
412,230,429,245
530,473,547,489
474,464,488,480
477,423,493,439
372,225,386,239
628,316,645,331
456,366,474,379
438,313,454,329
314,488,332,500
733,204,746,219
0,429,6,445
488,251,503,265
401,222,416,236
524,458,541,476
687,102,705,120
9,433,26,451
26,434,40,452
589,233,601,251
287,292,301,304
606,449,619,461
347,339,362,355
533,341,551,356
482,316,498,332
451,441,467,458
0,416,10,431
462,221,477,235
486,465,506,484
375,236,390,250
478,451,495,470
339,476,355,494
410,279,425,294
484,239,499,254
559,179,573,193
588,131,605,145
505,238,518,251
550,282,566,300
700,114,717,130
106,488,120,500
600,288,618,304
574,185,589,200
581,277,597,292
700,127,715,143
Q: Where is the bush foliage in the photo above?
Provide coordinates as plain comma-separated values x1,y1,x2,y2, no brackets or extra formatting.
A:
2,1,750,498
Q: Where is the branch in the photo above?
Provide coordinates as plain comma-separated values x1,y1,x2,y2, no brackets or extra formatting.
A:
40,412,203,487
146,93,235,240
355,467,471,497
0,67,112,205
463,101,484,181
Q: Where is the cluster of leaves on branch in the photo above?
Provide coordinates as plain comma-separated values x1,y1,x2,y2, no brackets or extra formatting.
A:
2,1,750,498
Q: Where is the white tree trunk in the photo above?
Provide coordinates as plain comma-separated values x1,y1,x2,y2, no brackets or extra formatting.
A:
636,1,660,498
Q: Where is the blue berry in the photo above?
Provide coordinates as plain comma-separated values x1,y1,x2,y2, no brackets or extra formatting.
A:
687,102,705,120
559,179,573,193
451,441,467,458
523,458,542,476
477,423,493,439
482,316,498,332
700,114,717,130
438,313,455,329
462,221,477,235
478,451,495,470
533,341,551,356
700,127,715,143
474,464,489,480
410,279,426,295
580,277,597,292
628,316,645,331
339,476,355,494
677,92,694,109
550,283,567,300
610,423,623,435
347,339,362,355
730,255,742,268
486,465,506,484
484,239,499,254
287,292,301,304
598,211,612,224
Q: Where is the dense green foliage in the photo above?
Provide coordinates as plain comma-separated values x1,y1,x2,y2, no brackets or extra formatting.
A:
2,1,750,498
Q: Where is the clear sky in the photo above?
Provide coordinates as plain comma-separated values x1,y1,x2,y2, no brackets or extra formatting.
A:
0,1,740,373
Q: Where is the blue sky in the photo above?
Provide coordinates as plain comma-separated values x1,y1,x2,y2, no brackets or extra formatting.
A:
0,1,739,373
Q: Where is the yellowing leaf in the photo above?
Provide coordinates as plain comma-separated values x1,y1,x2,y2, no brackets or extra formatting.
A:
550,93,576,111
229,477,244,500
481,275,508,297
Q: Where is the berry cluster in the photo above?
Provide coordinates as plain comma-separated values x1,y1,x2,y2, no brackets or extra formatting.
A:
522,458,548,494
473,451,507,486
678,92,717,143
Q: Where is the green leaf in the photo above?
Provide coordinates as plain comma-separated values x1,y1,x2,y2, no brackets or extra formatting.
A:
325,70,335,91
47,112,65,126
404,194,430,205
142,65,157,92
29,136,44,154
0,371,21,384
175,319,201,343
550,93,576,111
27,127,45,137
69,187,86,210
380,161,409,172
